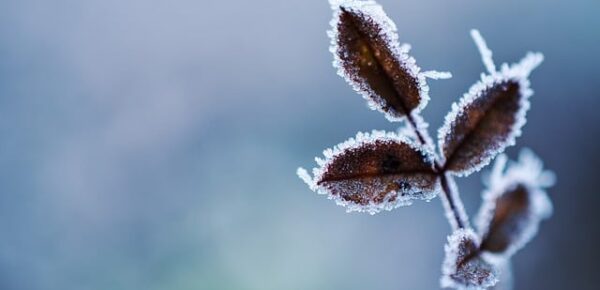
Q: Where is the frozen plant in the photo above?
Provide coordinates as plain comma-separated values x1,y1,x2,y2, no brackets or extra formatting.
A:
297,1,554,289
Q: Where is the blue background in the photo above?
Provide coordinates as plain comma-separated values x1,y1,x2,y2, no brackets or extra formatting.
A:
0,0,598,289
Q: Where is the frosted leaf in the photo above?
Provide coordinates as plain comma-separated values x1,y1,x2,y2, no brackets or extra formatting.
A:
475,149,554,258
297,130,440,214
438,30,543,176
328,0,449,121
441,229,498,290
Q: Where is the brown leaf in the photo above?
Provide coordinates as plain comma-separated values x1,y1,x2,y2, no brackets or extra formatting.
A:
439,79,526,176
478,183,553,256
476,151,554,257
480,184,531,253
330,2,425,121
438,33,543,176
298,131,439,214
441,229,498,289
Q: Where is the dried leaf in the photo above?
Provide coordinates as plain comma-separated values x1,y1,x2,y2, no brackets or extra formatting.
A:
441,229,498,290
297,131,440,214
328,0,434,121
438,30,543,176
476,150,554,258
480,184,532,254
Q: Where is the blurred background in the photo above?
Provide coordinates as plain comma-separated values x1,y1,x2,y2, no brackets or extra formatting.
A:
0,0,598,289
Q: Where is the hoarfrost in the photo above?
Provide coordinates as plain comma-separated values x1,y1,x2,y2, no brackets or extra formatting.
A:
441,228,498,290
297,130,440,214
438,30,544,177
475,149,554,258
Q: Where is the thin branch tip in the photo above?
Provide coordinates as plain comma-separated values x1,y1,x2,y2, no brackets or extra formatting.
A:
423,70,453,80
470,29,496,74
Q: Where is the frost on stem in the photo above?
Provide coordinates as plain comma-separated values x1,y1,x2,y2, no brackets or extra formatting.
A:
441,229,498,290
438,30,544,177
470,30,496,75
328,0,450,121
476,149,554,258
440,173,471,230
397,112,436,153
297,130,440,214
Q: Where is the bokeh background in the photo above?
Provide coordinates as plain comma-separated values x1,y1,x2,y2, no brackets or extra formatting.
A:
0,0,598,289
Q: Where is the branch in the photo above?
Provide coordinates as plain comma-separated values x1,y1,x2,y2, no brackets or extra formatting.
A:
405,113,470,230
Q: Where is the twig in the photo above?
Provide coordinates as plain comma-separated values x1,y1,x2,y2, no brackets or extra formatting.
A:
405,113,469,230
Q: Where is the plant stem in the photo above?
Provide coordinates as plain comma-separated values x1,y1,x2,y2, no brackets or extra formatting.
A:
439,173,468,230
405,113,469,231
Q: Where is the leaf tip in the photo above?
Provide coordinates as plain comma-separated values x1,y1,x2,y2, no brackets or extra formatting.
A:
511,52,544,78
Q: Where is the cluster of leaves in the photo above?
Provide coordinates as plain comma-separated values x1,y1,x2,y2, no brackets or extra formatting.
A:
297,1,554,289
441,151,554,289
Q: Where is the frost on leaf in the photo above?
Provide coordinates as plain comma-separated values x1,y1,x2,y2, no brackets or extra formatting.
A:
328,0,446,121
441,229,498,290
297,131,440,214
438,30,543,176
476,149,554,258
